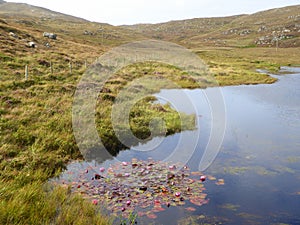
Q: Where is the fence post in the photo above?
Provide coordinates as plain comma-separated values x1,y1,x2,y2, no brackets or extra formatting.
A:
25,64,28,80
69,61,73,74
50,62,53,74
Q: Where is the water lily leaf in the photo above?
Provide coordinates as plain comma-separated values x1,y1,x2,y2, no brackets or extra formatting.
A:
190,199,203,206
185,207,196,212
137,211,146,217
147,213,157,219
191,171,202,176
199,193,207,199
177,201,185,206
170,202,177,207
216,179,225,185
207,175,216,181
153,206,165,212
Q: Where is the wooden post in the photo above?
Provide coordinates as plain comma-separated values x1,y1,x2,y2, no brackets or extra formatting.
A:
50,62,53,74
69,61,72,74
25,64,28,80
85,59,87,69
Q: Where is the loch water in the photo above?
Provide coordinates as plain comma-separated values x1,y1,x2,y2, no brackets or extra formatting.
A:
58,67,300,224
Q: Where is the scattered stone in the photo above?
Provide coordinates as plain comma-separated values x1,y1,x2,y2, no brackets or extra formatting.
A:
27,41,36,48
239,29,252,36
45,42,51,48
43,32,57,40
83,30,95,35
9,32,18,38
258,26,267,33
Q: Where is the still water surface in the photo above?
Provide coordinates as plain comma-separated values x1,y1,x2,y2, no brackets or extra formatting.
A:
58,67,300,224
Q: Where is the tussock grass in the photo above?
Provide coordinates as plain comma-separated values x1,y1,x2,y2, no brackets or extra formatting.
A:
0,180,111,225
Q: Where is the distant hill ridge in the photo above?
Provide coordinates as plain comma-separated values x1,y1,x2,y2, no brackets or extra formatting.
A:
0,2,299,48
0,1,87,22
122,4,300,48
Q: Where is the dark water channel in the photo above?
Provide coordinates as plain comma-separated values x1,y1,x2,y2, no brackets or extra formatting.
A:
58,67,300,224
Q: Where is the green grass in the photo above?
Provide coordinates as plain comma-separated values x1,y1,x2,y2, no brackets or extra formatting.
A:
0,180,111,225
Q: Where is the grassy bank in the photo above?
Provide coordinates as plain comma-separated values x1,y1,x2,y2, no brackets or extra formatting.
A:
195,47,300,86
0,58,108,224
0,181,111,225
0,51,199,224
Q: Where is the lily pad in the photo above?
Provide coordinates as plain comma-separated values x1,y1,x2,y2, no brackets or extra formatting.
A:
185,207,196,212
54,159,224,220
216,179,225,186
147,213,158,219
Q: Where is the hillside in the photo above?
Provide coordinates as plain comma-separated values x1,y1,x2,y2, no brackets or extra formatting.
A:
0,1,146,82
0,1,87,22
123,4,300,48
122,15,243,42
1,2,299,70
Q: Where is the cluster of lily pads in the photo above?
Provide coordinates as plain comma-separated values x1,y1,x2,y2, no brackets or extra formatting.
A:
57,159,224,219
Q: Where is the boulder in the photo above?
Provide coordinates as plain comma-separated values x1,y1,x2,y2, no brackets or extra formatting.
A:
27,41,36,48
